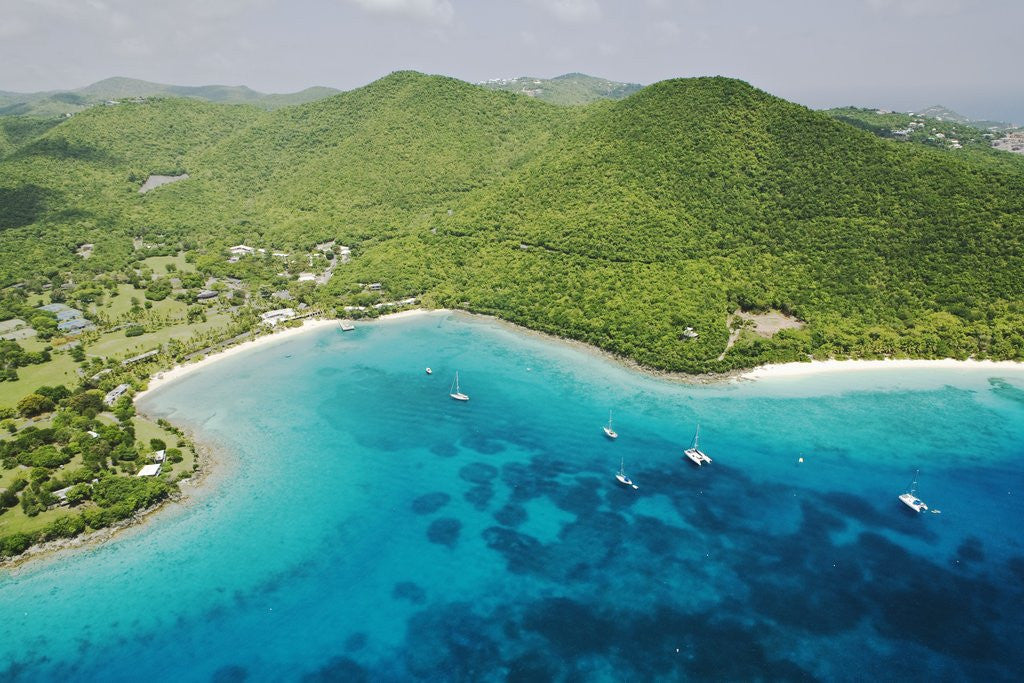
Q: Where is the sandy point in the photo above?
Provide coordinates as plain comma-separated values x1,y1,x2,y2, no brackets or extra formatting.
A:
739,357,1024,381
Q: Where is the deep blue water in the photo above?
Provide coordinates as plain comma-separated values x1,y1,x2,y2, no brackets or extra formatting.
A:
2,312,1023,681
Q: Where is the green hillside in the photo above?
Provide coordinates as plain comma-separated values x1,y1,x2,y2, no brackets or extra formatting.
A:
2,71,1023,373
479,73,642,105
0,77,340,117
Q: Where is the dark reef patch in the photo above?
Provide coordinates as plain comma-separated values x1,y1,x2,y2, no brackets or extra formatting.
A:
411,492,451,515
956,536,985,564
402,603,500,679
459,462,499,484
482,526,547,575
393,581,427,604
300,656,368,683
426,517,462,548
463,483,494,510
493,502,528,527
344,632,367,652
210,665,248,683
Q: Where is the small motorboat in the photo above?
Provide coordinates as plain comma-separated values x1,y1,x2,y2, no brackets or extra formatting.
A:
425,367,432,375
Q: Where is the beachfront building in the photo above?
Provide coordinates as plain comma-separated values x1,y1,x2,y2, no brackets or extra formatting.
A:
123,349,159,366
104,383,131,406
137,464,162,477
260,308,296,326
153,450,166,463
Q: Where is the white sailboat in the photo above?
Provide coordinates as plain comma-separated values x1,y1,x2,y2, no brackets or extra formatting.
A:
449,372,469,401
603,411,618,440
683,423,712,466
615,457,638,489
898,469,928,512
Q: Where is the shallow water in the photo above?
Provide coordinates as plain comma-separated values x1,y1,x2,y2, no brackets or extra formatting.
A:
2,312,1023,681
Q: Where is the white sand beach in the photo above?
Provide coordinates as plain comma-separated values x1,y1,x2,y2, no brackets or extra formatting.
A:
739,357,1024,381
135,318,339,402
135,310,449,402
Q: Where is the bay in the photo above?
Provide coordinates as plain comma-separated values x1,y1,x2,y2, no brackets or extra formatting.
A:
1,312,1022,680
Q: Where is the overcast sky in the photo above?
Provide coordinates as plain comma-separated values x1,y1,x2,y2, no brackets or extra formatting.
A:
2,0,1022,122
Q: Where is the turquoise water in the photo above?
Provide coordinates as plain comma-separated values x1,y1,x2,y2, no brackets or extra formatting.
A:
2,312,1023,681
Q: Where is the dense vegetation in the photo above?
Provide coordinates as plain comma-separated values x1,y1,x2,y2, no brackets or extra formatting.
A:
2,71,1024,375
0,386,194,559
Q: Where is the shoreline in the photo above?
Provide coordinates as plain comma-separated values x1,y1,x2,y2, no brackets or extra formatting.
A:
0,424,226,571
8,309,1022,569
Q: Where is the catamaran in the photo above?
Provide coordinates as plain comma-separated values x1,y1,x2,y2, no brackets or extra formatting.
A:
683,423,712,466
603,411,618,440
615,457,638,489
898,469,928,512
449,372,469,401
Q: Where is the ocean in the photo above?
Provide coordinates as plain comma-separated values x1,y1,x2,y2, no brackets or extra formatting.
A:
1,312,1022,681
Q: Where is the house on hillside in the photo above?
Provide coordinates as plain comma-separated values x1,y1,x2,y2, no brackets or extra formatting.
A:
137,464,161,477
38,303,71,314
55,308,84,321
196,289,219,301
229,245,256,256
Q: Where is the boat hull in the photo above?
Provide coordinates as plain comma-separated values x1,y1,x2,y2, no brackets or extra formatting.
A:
603,427,618,440
450,393,469,401
899,492,927,512
684,447,712,466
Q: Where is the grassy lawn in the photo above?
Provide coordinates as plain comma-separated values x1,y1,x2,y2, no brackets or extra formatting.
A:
0,354,80,408
143,253,195,274
90,283,191,321
87,312,232,359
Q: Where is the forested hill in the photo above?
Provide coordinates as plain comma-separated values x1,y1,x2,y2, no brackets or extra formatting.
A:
2,71,1023,373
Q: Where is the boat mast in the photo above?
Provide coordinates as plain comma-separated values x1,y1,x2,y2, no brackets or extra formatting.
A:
694,423,700,449
910,469,919,495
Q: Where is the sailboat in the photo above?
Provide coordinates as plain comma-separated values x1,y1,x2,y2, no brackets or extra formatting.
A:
603,411,618,440
683,423,712,466
615,457,638,489
898,469,928,512
449,372,469,401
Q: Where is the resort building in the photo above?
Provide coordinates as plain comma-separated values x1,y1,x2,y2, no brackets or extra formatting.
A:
104,383,131,406
57,318,94,334
122,349,159,366
137,464,162,477
260,308,296,326
229,245,256,256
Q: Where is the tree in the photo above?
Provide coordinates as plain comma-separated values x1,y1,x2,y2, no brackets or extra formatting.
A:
65,390,104,418
149,438,167,451
17,393,54,418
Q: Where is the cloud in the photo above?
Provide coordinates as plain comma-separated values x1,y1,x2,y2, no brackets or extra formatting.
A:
344,0,454,24
864,0,963,17
532,0,602,23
